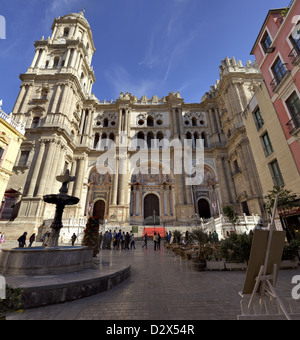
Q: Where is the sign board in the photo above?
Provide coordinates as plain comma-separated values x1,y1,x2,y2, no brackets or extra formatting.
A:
242,230,286,295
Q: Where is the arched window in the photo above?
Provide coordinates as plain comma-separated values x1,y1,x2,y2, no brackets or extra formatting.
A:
64,27,69,37
137,131,145,140
100,133,108,149
186,132,192,140
109,133,115,142
53,56,60,68
192,117,197,127
103,118,109,127
147,132,155,148
32,117,40,128
147,116,154,127
201,132,208,148
94,133,100,149
157,131,164,141
194,132,200,149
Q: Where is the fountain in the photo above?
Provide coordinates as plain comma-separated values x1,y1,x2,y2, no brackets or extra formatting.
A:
43,169,79,248
0,170,93,276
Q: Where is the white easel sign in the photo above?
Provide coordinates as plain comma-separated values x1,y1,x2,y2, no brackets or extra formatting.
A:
0,275,6,300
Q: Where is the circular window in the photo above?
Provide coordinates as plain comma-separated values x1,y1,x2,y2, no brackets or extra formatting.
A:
200,120,205,125
157,120,163,126
96,121,101,126
185,121,190,126
138,120,145,126
111,121,116,126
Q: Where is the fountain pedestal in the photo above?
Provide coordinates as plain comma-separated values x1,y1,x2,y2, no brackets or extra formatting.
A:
0,170,94,276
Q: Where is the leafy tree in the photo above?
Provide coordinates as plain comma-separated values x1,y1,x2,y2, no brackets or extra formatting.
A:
265,185,298,241
223,206,239,231
82,217,100,257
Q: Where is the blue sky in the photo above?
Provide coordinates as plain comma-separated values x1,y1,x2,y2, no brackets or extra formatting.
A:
0,0,288,113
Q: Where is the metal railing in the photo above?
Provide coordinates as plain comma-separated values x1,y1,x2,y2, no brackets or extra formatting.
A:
270,63,289,92
288,41,300,65
286,114,300,135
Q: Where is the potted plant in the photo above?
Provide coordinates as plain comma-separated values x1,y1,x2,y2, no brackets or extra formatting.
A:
205,243,225,271
220,233,253,271
189,229,208,271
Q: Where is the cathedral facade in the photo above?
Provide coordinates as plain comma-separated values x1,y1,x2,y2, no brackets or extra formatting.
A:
2,12,266,237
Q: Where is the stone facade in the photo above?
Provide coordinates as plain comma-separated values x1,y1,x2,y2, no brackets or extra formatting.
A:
0,104,25,215
1,12,267,238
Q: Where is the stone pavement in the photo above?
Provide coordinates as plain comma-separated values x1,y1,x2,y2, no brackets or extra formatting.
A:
5,241,300,321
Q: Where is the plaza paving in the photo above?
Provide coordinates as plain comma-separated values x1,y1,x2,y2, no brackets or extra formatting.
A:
3,241,300,321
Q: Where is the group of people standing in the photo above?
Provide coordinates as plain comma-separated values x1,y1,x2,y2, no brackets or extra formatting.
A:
142,232,162,251
99,230,136,250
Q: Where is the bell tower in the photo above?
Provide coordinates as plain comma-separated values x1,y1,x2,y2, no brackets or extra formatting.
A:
9,11,96,225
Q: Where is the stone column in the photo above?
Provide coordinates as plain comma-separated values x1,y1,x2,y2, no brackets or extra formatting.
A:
50,84,62,114
26,141,46,197
59,84,70,114
73,155,87,200
224,158,236,203
36,141,57,197
13,85,27,114
45,141,62,195
215,156,230,205
68,159,77,196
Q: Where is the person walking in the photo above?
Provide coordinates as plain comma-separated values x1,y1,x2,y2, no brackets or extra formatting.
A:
28,233,36,247
130,233,136,250
142,233,148,249
71,233,77,246
116,230,121,250
102,231,107,250
121,232,125,250
18,232,27,248
153,232,158,251
125,232,130,250
99,232,103,250
157,233,161,250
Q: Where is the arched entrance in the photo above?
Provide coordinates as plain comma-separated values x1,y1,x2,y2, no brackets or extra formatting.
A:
144,194,160,225
93,200,106,222
198,199,211,219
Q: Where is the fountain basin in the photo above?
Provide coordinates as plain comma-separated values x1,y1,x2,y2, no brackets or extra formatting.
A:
0,246,93,276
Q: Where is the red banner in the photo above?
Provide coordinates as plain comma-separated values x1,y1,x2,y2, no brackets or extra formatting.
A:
143,228,166,239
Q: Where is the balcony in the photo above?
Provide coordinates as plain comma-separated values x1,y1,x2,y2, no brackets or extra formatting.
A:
270,63,290,93
288,41,300,65
286,114,300,135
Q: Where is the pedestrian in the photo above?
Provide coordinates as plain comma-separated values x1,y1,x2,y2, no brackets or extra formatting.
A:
157,233,161,250
117,229,121,249
121,232,125,250
99,232,103,250
125,232,130,249
71,233,77,246
168,231,172,244
153,232,158,251
28,233,35,247
0,232,5,245
142,233,148,249
130,234,136,250
107,230,112,249
113,230,117,249
43,232,50,247
18,232,27,248
102,231,107,249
